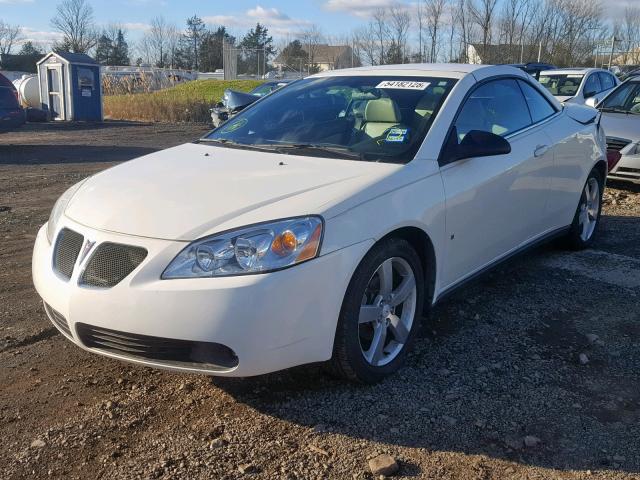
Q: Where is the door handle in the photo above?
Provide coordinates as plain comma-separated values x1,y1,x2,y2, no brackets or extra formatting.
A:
534,145,549,157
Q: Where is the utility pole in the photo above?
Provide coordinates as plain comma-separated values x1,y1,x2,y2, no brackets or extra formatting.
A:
537,41,542,62
608,36,617,70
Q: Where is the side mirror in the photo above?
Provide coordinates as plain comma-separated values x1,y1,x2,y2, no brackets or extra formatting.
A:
448,129,512,162
585,97,598,108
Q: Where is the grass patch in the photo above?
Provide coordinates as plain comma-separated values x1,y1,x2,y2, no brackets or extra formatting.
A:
103,80,263,123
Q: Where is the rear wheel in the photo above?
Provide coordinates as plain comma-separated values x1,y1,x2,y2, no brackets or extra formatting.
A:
563,168,603,249
330,238,424,383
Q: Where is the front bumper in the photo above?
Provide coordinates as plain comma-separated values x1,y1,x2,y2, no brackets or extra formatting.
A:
609,152,640,183
33,217,372,376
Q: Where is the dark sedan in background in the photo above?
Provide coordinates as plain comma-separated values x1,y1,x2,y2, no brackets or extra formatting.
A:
0,73,26,133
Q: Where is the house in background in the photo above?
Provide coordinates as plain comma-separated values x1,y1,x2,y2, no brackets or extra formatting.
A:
273,44,359,72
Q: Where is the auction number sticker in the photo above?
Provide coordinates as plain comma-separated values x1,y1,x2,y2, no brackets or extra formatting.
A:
376,80,430,90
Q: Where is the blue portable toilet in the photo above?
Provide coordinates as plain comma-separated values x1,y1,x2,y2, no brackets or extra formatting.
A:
37,51,102,121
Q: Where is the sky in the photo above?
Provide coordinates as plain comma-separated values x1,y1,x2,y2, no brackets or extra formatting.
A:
0,0,635,50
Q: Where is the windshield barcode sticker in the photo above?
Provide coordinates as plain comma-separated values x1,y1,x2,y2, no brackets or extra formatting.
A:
376,80,430,90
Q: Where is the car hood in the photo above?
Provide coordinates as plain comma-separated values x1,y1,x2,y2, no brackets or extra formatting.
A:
64,143,400,241
600,112,640,143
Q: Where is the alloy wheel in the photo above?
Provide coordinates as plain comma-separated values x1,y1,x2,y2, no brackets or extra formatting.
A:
358,257,417,367
578,177,600,242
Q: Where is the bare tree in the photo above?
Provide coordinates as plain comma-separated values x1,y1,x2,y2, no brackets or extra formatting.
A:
299,25,324,74
51,0,97,53
372,8,390,65
388,5,411,63
424,0,447,62
143,16,176,68
0,20,23,55
469,0,499,62
620,6,640,64
353,24,380,66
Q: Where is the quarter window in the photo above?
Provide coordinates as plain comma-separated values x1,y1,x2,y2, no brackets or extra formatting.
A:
584,74,601,95
518,80,556,123
598,72,615,91
455,78,532,139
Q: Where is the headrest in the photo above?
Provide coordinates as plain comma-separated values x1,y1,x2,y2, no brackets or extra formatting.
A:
365,98,400,123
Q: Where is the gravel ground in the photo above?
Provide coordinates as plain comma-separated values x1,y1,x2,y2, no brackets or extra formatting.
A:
1,122,639,480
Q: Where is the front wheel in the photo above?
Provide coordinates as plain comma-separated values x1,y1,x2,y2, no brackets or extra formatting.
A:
330,238,424,383
563,168,603,249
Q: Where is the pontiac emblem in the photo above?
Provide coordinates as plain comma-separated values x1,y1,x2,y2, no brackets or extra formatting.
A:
79,239,96,263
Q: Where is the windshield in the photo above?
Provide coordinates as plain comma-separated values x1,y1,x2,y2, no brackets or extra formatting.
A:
250,83,278,97
204,75,457,163
539,74,584,97
600,82,640,114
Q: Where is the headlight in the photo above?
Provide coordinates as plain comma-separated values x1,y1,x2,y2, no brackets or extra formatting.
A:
46,181,85,244
162,216,323,279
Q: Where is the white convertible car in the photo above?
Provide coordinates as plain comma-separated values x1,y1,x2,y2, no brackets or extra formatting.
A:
33,64,606,383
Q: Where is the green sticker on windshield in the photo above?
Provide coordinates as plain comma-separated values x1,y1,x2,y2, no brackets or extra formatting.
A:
221,118,247,133
385,127,410,143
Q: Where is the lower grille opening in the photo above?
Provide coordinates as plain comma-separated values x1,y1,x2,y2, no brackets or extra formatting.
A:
76,323,238,370
43,302,72,338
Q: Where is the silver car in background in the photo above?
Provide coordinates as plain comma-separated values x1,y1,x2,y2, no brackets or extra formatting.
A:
594,76,640,183
538,68,619,105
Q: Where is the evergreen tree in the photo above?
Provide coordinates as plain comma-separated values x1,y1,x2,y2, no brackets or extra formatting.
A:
278,40,307,69
184,15,205,70
199,26,234,72
112,30,130,65
18,41,43,56
239,23,274,75
94,34,112,64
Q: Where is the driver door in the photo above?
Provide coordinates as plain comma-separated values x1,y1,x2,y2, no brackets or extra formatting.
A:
439,78,555,289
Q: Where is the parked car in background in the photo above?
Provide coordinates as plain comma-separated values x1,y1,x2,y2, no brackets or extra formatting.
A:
611,65,640,80
34,64,606,383
0,72,26,133
589,75,640,183
210,80,294,127
538,68,619,105
508,62,555,80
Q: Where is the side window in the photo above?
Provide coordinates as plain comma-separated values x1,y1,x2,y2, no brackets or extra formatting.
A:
599,73,615,91
455,78,532,139
584,73,601,95
518,80,556,123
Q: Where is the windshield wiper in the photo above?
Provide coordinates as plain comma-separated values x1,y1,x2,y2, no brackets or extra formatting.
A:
197,138,280,153
600,107,630,115
272,143,365,160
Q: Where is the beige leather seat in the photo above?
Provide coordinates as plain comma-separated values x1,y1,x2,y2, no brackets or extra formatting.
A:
362,98,401,138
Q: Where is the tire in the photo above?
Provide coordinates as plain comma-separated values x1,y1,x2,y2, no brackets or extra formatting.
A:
562,168,604,250
329,238,425,383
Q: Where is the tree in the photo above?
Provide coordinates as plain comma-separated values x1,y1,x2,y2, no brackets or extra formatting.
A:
469,0,499,62
239,23,275,75
388,6,411,63
184,16,205,70
94,26,130,65
51,0,97,53
299,25,323,73
19,41,43,56
141,16,179,68
425,0,447,62
0,20,22,55
277,39,307,71
198,27,234,72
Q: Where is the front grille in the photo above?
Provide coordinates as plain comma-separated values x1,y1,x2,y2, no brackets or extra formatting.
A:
606,137,632,152
43,302,72,339
53,228,84,279
76,323,238,370
80,243,147,288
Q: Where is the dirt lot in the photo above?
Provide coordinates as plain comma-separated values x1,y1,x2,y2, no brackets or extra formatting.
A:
1,122,639,480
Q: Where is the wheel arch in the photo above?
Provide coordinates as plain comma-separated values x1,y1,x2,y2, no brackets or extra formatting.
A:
377,226,437,314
